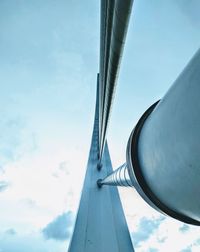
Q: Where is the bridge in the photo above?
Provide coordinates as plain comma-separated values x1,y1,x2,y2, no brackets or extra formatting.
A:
68,1,200,251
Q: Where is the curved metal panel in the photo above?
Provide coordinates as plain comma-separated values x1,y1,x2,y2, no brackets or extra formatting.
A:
137,49,200,224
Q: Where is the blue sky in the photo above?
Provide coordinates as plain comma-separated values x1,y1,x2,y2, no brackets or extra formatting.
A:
0,0,200,251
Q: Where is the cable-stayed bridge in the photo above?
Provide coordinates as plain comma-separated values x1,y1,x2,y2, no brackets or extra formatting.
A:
68,1,134,251
69,1,200,251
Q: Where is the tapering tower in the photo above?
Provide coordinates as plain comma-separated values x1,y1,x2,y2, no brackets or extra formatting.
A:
68,1,134,251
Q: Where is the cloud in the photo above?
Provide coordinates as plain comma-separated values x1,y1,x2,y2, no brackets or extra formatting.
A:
0,118,23,168
179,224,190,233
20,198,37,208
157,236,167,243
181,248,192,252
0,181,10,192
5,228,17,236
194,238,200,246
132,216,165,248
52,161,70,178
0,117,37,170
0,231,68,252
42,211,73,241
148,248,158,252
58,161,70,175
181,239,200,252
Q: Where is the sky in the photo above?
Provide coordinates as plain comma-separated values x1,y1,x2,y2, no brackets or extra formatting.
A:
0,0,200,251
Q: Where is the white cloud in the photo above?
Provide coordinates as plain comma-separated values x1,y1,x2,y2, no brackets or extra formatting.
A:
0,181,10,192
42,211,74,241
0,231,67,252
179,224,190,234
4,228,17,236
132,216,165,248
